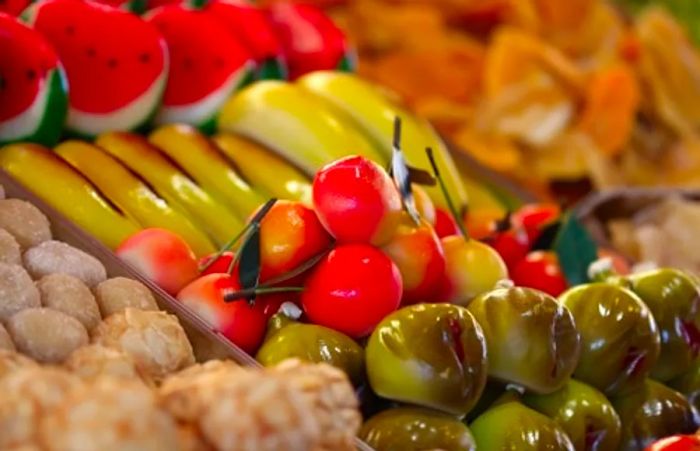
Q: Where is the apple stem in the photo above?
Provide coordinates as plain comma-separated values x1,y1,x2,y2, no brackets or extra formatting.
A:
198,199,278,273
426,147,470,240
223,286,304,303
262,245,333,286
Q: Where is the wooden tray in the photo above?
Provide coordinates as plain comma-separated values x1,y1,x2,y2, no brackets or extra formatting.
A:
0,169,374,451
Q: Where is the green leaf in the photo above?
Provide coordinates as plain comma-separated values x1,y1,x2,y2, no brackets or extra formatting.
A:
391,117,421,224
237,225,261,297
530,220,562,251
407,166,436,186
262,246,332,287
553,214,598,286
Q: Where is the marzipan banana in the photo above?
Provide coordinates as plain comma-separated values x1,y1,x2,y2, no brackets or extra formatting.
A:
149,124,267,220
0,143,140,249
297,71,473,212
95,132,244,247
55,140,216,257
217,80,386,175
212,132,312,205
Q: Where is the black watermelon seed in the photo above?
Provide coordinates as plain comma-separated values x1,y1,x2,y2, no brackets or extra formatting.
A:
0,76,6,91
107,58,118,68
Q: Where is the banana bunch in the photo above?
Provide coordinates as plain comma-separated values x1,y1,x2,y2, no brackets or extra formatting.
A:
0,125,312,257
219,71,506,214
0,72,508,256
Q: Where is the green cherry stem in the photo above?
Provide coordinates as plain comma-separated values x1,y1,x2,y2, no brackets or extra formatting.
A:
426,147,470,240
223,286,305,303
198,198,278,273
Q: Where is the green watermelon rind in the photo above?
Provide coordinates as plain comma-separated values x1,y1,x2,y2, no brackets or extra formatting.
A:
64,65,168,138
256,56,287,81
154,60,253,132
24,0,168,138
0,68,68,147
337,49,357,73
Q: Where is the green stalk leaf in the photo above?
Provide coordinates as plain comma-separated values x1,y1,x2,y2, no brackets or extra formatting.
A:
553,214,598,286
530,220,562,251
237,225,261,294
234,198,278,301
408,166,436,186
262,245,333,287
391,117,421,224
223,286,305,303
198,199,277,273
426,147,470,240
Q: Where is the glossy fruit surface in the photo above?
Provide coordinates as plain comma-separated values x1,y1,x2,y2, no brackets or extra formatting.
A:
669,360,700,417
613,379,697,451
470,401,575,451
199,251,236,277
381,215,446,304
360,407,476,451
486,227,530,271
512,203,560,241
116,228,198,295
256,314,364,385
366,303,487,416
523,379,622,451
559,283,661,396
440,236,508,305
628,269,700,381
266,2,349,79
645,435,700,451
176,273,266,353
312,155,402,246
434,207,460,238
464,208,502,240
512,251,568,297
412,185,436,225
467,286,580,394
257,200,333,282
301,243,402,338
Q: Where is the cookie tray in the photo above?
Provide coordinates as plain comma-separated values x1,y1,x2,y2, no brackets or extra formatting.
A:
0,169,375,451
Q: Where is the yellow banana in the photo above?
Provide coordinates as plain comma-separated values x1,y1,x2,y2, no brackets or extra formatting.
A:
149,124,267,220
212,132,312,205
0,143,139,249
95,132,244,247
55,140,216,257
217,80,386,175
297,71,480,212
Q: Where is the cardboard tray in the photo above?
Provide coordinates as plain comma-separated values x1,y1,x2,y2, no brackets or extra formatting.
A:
0,169,374,451
574,187,700,260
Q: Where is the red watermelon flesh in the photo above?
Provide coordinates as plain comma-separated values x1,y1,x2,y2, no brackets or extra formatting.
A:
0,0,30,16
0,13,59,121
205,0,281,65
27,0,167,135
146,5,253,127
147,0,179,9
0,12,67,145
266,2,349,80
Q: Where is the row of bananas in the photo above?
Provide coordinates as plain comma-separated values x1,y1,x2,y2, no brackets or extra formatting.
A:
0,72,508,256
